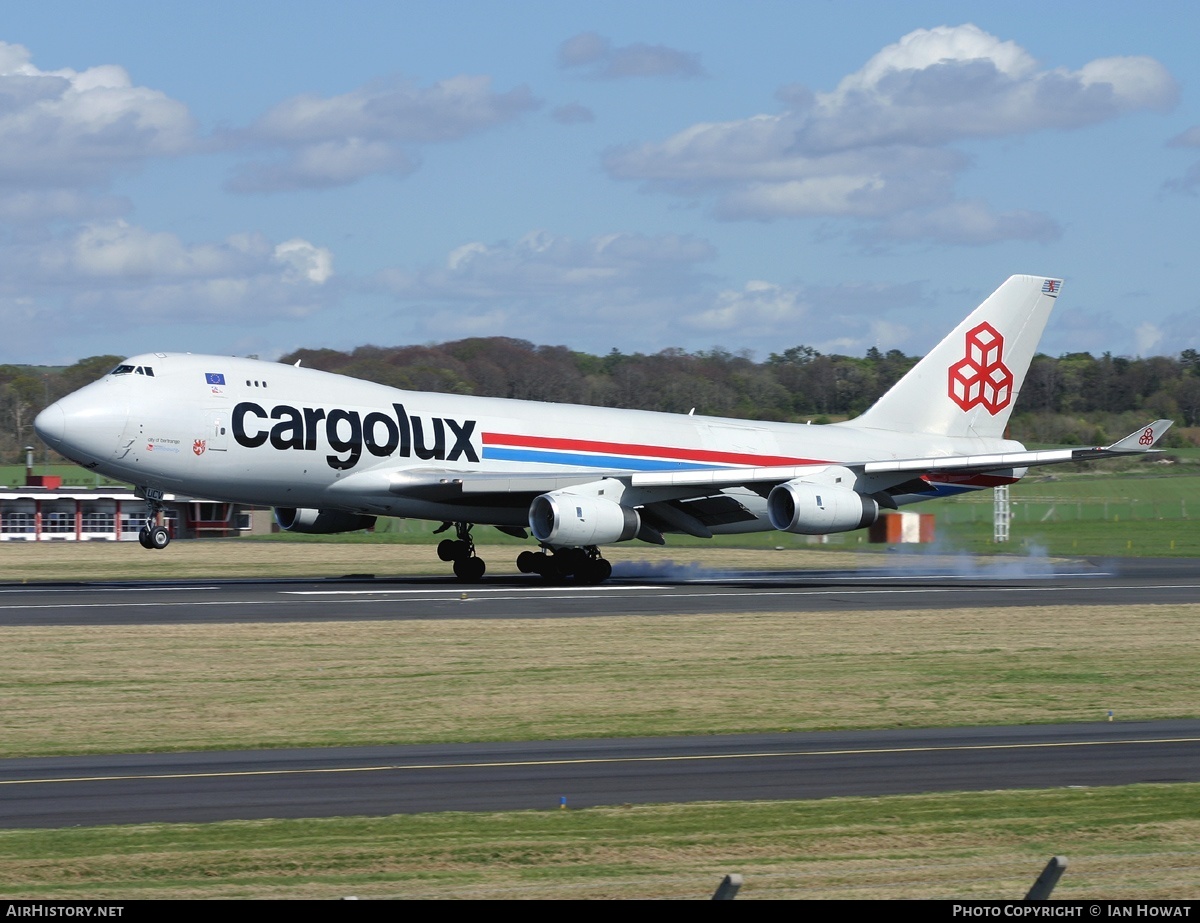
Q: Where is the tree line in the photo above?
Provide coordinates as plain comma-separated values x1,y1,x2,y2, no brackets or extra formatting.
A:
7,342,1198,464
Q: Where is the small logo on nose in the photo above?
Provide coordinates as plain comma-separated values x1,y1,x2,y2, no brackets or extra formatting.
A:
193,439,207,456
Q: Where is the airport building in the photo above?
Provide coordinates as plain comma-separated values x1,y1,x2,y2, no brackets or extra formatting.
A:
0,474,267,542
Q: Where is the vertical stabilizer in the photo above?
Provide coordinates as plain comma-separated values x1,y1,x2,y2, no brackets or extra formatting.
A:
848,275,1060,440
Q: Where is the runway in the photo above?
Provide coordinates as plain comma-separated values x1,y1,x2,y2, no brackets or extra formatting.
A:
2,720,1199,828
0,556,1196,626
1,557,1196,830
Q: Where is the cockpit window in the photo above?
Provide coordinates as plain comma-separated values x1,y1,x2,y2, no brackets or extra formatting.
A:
109,364,155,376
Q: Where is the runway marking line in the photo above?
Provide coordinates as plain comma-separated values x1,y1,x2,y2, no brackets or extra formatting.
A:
3,736,1198,788
0,586,223,594
283,585,668,595
0,583,1196,612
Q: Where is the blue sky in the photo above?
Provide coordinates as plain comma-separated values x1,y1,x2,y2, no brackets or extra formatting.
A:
4,1,1199,366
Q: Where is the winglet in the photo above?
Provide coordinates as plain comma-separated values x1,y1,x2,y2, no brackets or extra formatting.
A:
1106,420,1174,453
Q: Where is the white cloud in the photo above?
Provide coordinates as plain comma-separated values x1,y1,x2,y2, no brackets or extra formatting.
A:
229,75,538,192
871,199,1062,246
1134,322,1163,356
372,233,938,357
1040,308,1200,358
373,229,716,347
379,230,715,301
274,239,334,284
684,279,925,351
0,41,195,190
67,221,260,278
802,25,1173,151
0,220,335,327
686,281,804,334
227,139,417,193
558,32,704,79
250,75,537,144
605,24,1175,240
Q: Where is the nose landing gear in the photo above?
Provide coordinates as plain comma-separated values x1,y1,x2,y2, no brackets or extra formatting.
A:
138,525,171,550
137,490,171,550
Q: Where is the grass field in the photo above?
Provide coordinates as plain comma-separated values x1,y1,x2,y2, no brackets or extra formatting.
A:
1,604,1196,758
2,785,1198,899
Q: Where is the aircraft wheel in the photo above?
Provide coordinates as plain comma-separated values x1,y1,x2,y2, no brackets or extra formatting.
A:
517,550,537,573
555,547,586,576
453,556,486,582
437,539,465,561
138,528,154,550
150,526,171,550
576,558,612,584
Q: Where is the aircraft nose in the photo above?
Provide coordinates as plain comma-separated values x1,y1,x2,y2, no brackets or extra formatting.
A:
34,403,65,446
34,386,129,463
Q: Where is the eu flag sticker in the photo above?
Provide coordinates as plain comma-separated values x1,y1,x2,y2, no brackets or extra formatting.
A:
205,372,226,385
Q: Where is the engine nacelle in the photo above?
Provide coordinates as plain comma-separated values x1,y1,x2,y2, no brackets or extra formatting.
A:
274,507,377,534
529,492,640,546
766,481,879,534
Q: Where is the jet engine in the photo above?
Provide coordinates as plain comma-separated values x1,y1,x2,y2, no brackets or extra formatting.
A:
529,491,640,546
766,480,879,534
274,507,377,534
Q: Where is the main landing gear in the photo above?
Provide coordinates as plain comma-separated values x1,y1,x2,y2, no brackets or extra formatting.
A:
517,545,612,584
137,493,171,550
436,522,486,582
433,522,613,584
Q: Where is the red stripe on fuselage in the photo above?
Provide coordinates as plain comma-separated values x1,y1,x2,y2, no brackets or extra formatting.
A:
482,432,822,467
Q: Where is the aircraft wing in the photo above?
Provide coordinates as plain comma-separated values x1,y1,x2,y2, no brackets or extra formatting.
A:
861,418,1174,478
628,419,1175,490
320,466,630,509
331,420,1173,515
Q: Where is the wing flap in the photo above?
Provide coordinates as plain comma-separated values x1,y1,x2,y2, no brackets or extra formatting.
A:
388,469,606,498
631,464,827,488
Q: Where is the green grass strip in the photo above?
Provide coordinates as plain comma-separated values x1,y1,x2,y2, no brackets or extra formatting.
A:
1,785,1197,899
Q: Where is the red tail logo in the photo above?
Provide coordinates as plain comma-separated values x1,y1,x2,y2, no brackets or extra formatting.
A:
948,322,1013,414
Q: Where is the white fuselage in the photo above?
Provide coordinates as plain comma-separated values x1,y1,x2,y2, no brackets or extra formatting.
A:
37,352,1021,533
